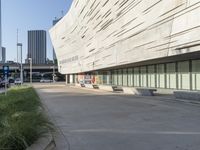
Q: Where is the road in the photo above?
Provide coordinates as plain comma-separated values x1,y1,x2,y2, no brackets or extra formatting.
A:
34,84,200,150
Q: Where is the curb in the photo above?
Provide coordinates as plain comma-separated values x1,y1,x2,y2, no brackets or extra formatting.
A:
26,133,56,150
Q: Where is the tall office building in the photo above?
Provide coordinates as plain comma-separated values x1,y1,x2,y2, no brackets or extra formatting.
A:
0,0,2,62
0,47,6,63
27,30,46,64
52,18,62,62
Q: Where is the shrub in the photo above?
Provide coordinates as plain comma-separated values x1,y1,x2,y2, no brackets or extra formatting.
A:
0,86,53,150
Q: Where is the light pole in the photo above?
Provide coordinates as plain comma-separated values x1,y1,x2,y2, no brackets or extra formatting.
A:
28,58,32,85
53,65,55,82
17,43,23,85
50,65,55,83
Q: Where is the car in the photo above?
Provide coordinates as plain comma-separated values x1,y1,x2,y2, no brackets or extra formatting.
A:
0,79,9,88
40,78,53,83
15,78,22,85
8,78,15,83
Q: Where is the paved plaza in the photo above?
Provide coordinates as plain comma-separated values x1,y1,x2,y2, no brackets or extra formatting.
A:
34,84,200,150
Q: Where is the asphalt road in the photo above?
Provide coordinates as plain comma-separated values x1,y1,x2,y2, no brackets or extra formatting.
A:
34,84,200,150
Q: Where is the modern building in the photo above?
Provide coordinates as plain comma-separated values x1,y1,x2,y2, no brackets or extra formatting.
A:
50,0,200,92
0,47,6,63
52,18,62,62
0,0,2,62
27,30,47,64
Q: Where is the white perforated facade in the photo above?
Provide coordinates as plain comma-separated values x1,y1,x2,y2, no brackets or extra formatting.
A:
50,0,200,91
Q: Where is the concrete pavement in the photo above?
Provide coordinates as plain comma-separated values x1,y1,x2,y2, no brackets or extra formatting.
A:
34,84,200,150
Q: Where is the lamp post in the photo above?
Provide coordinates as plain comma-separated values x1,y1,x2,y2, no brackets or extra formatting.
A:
17,43,23,85
50,65,55,83
53,65,55,83
28,58,32,85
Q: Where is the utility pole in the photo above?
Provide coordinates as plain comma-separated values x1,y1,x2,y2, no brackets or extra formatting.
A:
17,43,23,85
29,58,32,85
17,29,18,64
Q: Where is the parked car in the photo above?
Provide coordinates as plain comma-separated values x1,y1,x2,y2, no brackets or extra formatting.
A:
40,78,53,83
8,78,15,84
0,79,9,88
15,78,22,85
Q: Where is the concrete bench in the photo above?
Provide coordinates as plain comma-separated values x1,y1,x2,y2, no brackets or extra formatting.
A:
98,85,113,92
112,86,123,92
92,84,99,89
136,88,157,96
174,91,200,101
80,83,85,87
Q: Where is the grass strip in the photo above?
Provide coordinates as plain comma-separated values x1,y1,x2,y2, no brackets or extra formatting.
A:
0,86,53,150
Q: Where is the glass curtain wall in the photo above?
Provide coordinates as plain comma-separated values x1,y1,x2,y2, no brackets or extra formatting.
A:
112,70,118,85
93,59,199,91
140,66,147,87
123,69,128,86
147,65,156,88
133,67,140,87
166,63,176,89
118,69,123,86
128,68,133,87
178,61,190,90
192,60,200,90
102,71,111,85
157,64,165,88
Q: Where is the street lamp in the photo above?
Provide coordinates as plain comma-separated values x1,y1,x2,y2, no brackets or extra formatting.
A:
28,58,32,85
50,65,55,83
17,43,23,85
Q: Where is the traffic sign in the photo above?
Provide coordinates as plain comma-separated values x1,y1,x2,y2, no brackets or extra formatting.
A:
3,66,9,76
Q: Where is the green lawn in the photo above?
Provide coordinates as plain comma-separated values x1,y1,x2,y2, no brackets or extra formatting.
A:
0,86,53,150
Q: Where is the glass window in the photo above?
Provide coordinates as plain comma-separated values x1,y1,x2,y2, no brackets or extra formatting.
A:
157,64,165,88
128,68,133,87
140,66,147,87
178,61,190,90
98,73,103,85
166,63,176,89
107,71,112,85
103,72,107,85
123,69,128,86
147,65,156,88
102,71,111,85
112,70,118,85
134,67,140,87
118,69,123,86
192,60,200,90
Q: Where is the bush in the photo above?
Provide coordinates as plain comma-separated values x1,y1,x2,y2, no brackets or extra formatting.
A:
0,86,53,150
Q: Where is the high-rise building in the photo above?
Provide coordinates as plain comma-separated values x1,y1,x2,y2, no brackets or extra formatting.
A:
27,30,46,64
0,47,6,63
0,0,2,62
52,18,62,62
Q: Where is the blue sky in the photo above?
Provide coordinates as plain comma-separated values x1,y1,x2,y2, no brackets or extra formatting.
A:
2,0,73,62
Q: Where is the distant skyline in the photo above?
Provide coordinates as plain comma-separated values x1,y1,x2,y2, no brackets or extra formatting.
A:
1,0,73,62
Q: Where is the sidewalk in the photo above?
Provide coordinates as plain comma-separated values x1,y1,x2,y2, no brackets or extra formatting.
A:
34,83,200,150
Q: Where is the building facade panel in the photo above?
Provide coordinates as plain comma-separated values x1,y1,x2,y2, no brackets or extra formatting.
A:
50,0,200,91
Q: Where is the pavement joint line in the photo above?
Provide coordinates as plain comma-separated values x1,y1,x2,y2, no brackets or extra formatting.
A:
68,129,200,135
